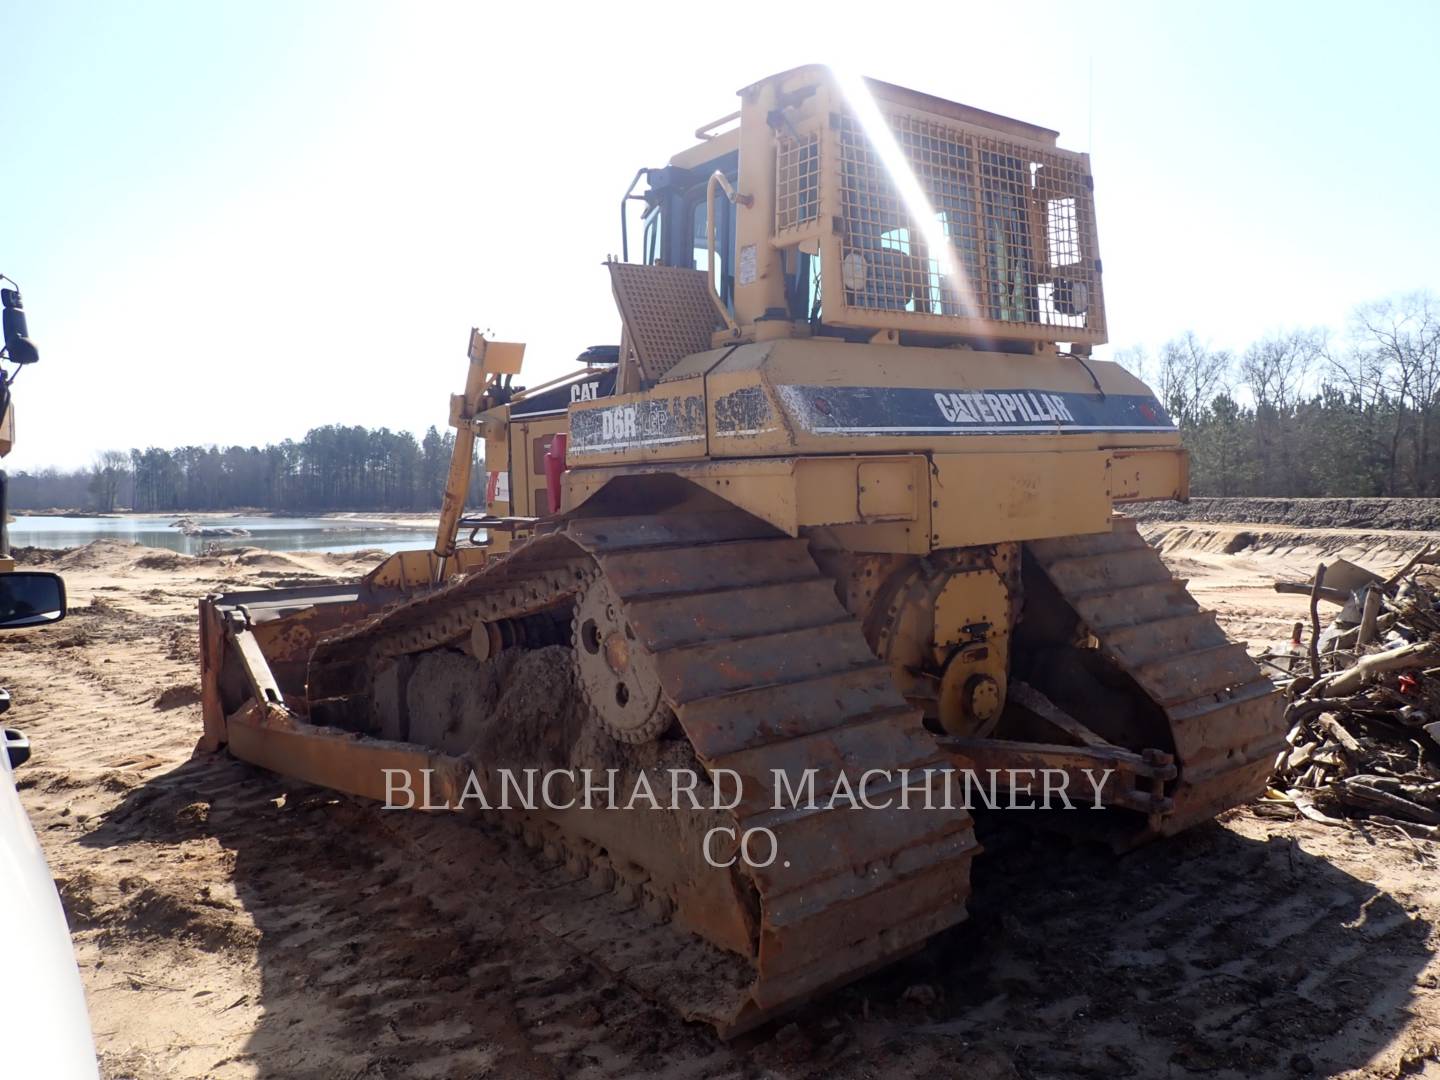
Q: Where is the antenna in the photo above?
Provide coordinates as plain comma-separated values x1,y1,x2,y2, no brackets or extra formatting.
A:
1087,55,1095,155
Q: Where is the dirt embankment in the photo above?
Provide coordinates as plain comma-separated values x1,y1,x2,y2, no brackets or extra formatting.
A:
1130,497,1440,532
8,536,1440,1079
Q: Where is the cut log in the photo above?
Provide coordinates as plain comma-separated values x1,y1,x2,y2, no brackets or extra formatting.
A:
1338,779,1440,826
1274,581,1350,605
1317,713,1362,758
1309,641,1440,699
1357,586,1382,647
1384,546,1440,590
1308,563,1327,681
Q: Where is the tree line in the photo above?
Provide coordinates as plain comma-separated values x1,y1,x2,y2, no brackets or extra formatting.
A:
1121,291,1440,497
9,424,485,513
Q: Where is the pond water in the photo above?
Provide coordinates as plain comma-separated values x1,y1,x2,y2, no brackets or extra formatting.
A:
8,515,436,555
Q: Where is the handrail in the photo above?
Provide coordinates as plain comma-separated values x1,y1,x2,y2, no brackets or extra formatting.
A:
705,170,749,332
618,167,651,263
693,110,740,141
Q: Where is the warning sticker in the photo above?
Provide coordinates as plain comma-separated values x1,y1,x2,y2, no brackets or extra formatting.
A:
738,243,757,286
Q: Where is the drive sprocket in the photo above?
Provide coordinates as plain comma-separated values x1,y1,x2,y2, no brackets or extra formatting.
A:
572,570,674,743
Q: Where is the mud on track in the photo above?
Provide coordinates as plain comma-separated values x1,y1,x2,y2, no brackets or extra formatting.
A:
10,537,1440,1079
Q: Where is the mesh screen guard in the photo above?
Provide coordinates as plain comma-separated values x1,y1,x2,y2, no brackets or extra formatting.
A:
775,93,1106,345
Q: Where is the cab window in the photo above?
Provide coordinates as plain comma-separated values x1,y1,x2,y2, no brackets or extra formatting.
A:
690,195,733,309
642,205,663,265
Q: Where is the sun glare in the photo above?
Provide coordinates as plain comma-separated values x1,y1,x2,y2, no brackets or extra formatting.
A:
828,64,981,319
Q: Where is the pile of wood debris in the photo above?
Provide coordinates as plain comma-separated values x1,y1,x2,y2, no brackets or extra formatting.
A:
1263,547,1440,837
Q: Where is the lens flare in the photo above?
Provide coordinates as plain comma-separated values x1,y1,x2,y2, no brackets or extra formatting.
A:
828,66,981,319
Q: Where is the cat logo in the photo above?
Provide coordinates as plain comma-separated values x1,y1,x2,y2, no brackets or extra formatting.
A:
570,381,601,403
933,390,1076,426
599,406,639,442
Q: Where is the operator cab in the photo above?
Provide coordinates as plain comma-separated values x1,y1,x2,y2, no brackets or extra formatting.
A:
628,122,819,330
621,66,1104,356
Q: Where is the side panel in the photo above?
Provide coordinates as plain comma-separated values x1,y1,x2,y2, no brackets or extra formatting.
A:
567,377,709,464
1109,447,1190,503
695,339,1183,461
563,455,933,554
931,451,1112,546
512,415,567,518
708,367,794,457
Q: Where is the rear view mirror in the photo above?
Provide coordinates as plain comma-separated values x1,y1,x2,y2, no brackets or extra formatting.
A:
4,728,29,769
0,571,66,627
1,287,39,366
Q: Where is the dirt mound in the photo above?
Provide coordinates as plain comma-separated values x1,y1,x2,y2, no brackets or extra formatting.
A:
1130,496,1440,531
54,869,102,928
403,648,511,753
114,883,258,955
324,547,389,564
153,683,201,710
53,538,146,571
134,550,191,571
12,544,65,565
231,548,302,570
1144,521,1431,567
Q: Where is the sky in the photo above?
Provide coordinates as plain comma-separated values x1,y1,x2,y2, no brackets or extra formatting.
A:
3,0,1437,469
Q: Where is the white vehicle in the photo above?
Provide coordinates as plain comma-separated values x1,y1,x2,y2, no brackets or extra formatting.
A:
0,571,100,1079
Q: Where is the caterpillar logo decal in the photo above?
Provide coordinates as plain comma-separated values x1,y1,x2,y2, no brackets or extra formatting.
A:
508,369,617,420
934,390,1075,425
776,385,1175,436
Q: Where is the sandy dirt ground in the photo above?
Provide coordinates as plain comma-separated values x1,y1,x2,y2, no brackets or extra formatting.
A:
7,527,1440,1080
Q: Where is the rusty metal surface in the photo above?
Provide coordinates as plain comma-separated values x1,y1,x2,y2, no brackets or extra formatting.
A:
226,703,474,804
1027,517,1288,836
248,508,978,1036
568,509,978,1026
223,609,288,715
305,545,591,700
198,506,1283,1035
940,735,1175,815
199,585,389,739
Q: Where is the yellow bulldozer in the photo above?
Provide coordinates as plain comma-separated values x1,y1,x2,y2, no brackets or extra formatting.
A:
198,66,1286,1035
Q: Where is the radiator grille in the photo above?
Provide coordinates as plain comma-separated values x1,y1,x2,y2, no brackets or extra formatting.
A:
831,108,1103,339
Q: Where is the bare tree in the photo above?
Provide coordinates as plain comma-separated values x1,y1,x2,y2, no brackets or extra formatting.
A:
88,450,129,513
1335,292,1440,493
1241,329,1326,411
1157,332,1232,428
1111,344,1150,385
1240,328,1326,493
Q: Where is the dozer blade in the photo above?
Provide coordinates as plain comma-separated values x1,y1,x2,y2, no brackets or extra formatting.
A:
1025,517,1287,836
198,582,397,753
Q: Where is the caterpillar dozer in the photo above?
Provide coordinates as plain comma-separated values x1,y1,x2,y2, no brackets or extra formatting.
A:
198,67,1286,1036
